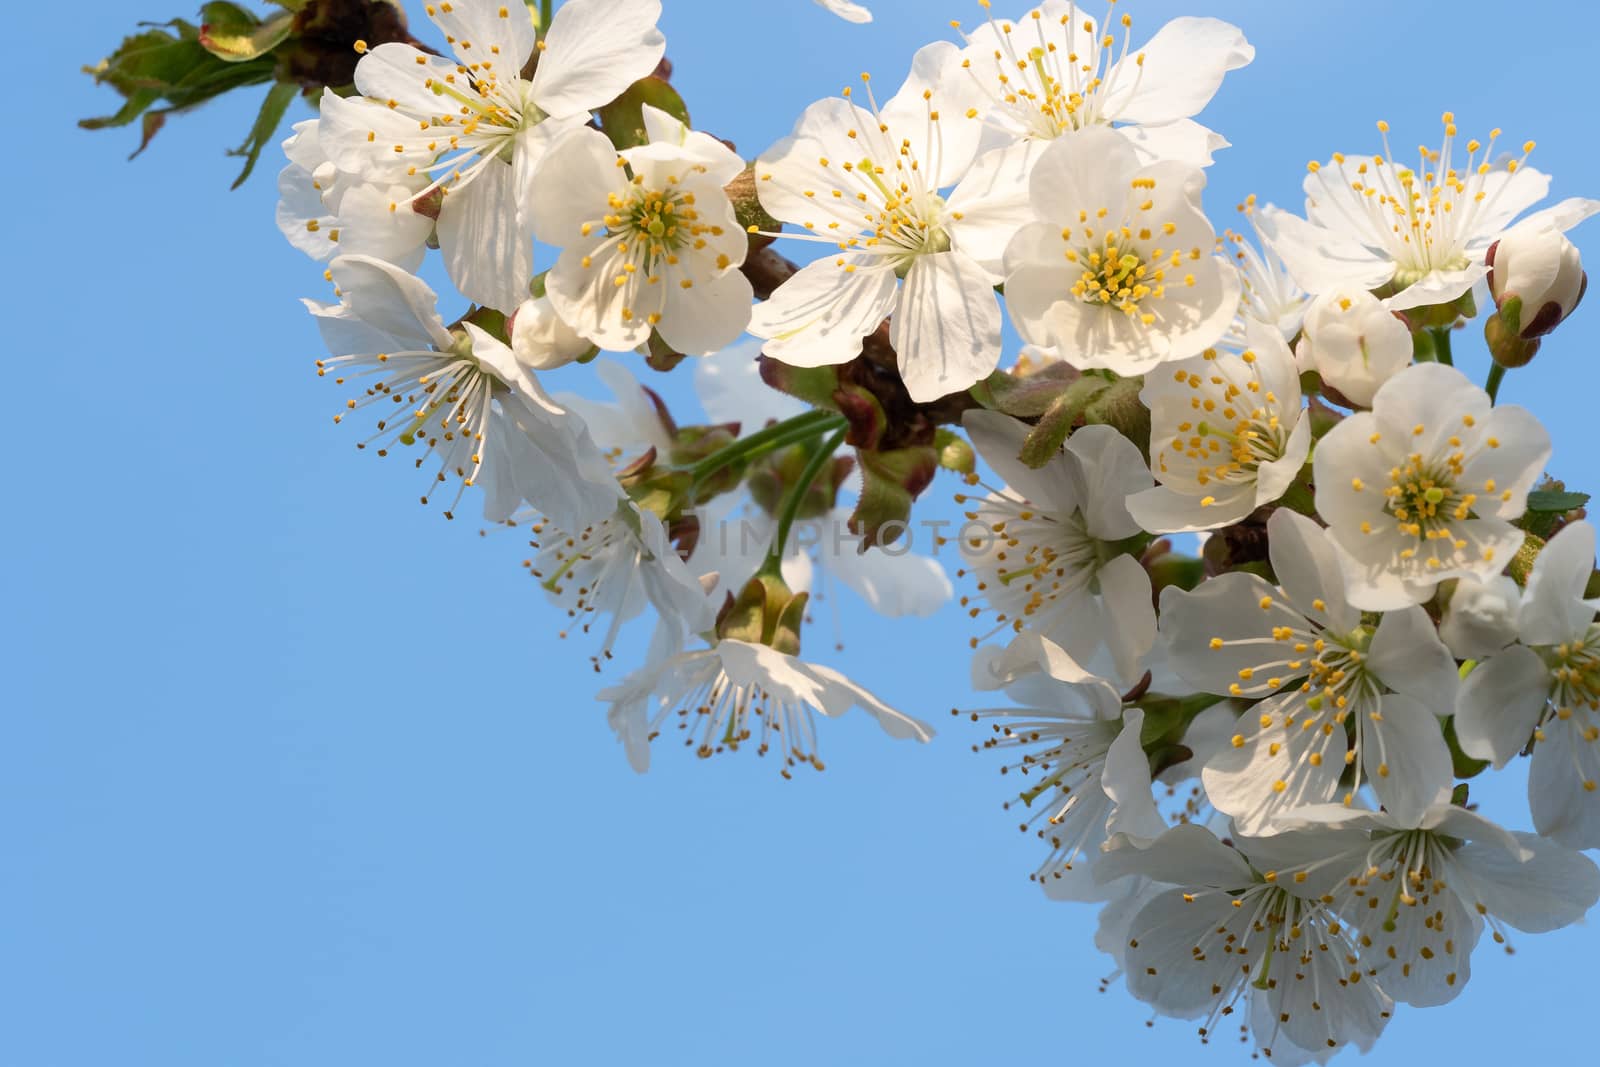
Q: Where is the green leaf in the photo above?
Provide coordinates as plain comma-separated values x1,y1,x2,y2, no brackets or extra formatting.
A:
1526,489,1590,513
198,4,294,63
228,81,299,189
596,77,690,150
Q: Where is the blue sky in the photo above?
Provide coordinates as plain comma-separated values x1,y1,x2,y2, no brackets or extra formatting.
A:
10,1,1600,1063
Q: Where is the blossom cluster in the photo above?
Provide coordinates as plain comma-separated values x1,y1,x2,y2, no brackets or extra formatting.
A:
89,0,1600,1059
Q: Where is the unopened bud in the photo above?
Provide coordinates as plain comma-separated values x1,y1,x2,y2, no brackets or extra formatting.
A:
510,294,595,371
1296,287,1411,407
1438,576,1521,660
1487,224,1586,340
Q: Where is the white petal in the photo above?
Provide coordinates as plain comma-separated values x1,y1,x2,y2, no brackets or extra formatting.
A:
1116,118,1229,168
657,270,754,357
945,141,1042,278
527,126,625,247
1454,832,1600,933
1439,576,1523,660
1460,403,1552,520
1067,425,1153,541
1266,509,1360,633
1126,483,1256,534
1102,709,1166,843
891,251,1003,403
531,0,666,117
1365,605,1459,717
825,537,952,618
961,410,1080,515
1095,823,1253,888
1455,647,1551,767
748,257,898,368
1258,205,1394,294
437,159,534,313
1095,553,1157,685
1529,717,1600,849
325,254,454,350
1099,17,1254,125
814,0,871,21
426,0,538,70
1363,693,1452,826
1521,520,1599,645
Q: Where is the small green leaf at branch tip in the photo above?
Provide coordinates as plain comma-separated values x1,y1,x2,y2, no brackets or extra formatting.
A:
596,77,689,150
1526,489,1591,513
198,3,294,63
851,446,938,549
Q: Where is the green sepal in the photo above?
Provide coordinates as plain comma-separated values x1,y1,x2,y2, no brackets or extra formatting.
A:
1017,377,1109,468
970,362,1085,418
1443,716,1490,780
715,573,808,655
758,358,841,411
596,77,689,150
1083,375,1151,458
851,445,937,548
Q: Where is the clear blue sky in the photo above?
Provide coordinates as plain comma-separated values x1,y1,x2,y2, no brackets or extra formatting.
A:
10,1,1599,1063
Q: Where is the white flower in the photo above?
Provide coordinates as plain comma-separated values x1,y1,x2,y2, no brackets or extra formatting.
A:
1225,203,1310,344
1456,520,1600,848
964,632,1165,899
306,254,621,528
747,43,1010,403
1003,126,1240,375
1095,824,1394,1064
955,4,1253,169
959,411,1156,684
1245,800,1600,1008
815,0,871,21
1488,221,1588,337
525,500,714,662
276,118,432,269
532,112,753,356
319,0,665,312
1160,509,1458,834
598,638,933,773
1263,114,1600,311
509,293,594,371
1295,287,1412,408
1438,575,1521,660
1312,362,1551,610
1129,319,1311,533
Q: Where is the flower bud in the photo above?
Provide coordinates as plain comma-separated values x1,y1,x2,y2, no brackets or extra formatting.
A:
1487,224,1587,339
1296,287,1412,407
1438,576,1521,660
510,294,594,371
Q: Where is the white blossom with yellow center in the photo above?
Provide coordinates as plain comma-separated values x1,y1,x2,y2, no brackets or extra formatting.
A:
1264,113,1600,312
1160,510,1458,836
1313,362,1551,611
532,113,753,356
959,412,1156,685
276,118,432,270
1458,520,1600,850
1095,824,1394,1063
307,254,622,528
1245,801,1600,1009
963,632,1165,899
598,638,933,774
1003,125,1240,375
747,43,1013,403
318,0,665,313
1130,319,1310,533
521,500,714,666
955,1,1252,168
1225,197,1310,345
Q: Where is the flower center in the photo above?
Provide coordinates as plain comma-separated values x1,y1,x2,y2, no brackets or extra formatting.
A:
1309,113,1535,277
1381,443,1475,565
1547,623,1600,722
